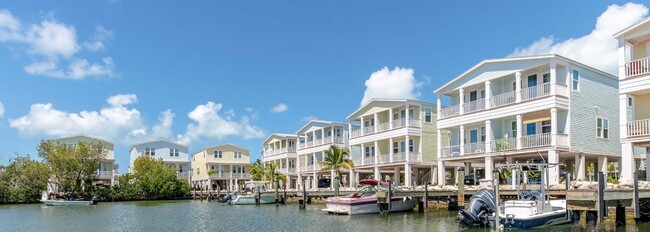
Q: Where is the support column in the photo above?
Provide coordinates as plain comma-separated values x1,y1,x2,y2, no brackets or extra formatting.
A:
516,114,523,149
507,157,516,187
361,144,365,166
331,126,335,143
374,141,379,165
405,103,411,126
360,116,365,136
431,165,437,184
485,80,492,110
515,72,522,103
598,156,608,180
373,113,378,133
405,135,411,162
485,156,493,181
647,148,650,182
374,166,381,181
405,163,412,187
551,107,558,146
389,137,394,162
548,150,559,185
437,161,445,186
575,153,586,180
436,97,441,120
312,173,317,189
297,173,302,190
550,61,557,95
459,88,465,115
394,167,401,186
485,120,492,153
389,108,394,129
460,125,465,156
349,169,355,187
285,157,289,173
437,129,442,160
621,142,634,182
330,170,336,190
618,39,627,78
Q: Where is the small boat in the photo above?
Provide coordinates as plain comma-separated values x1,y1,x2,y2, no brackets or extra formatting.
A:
322,179,418,215
40,192,97,206
499,198,568,228
228,193,276,205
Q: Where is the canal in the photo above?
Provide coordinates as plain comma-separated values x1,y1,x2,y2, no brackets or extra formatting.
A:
0,200,648,231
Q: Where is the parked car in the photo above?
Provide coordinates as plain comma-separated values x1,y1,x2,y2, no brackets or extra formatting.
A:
318,179,331,188
464,174,478,185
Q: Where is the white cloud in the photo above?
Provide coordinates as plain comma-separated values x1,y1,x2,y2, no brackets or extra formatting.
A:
8,94,173,144
0,101,5,118
509,3,648,75
270,103,288,113
0,9,115,79
361,66,421,105
177,102,265,145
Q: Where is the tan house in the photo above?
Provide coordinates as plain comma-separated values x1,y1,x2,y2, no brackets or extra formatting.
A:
191,144,251,191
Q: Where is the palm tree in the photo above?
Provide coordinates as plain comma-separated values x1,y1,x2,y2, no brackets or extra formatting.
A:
249,159,265,181
264,162,286,202
207,169,217,191
320,145,354,187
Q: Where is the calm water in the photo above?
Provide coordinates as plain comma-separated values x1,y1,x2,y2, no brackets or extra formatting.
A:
0,200,648,231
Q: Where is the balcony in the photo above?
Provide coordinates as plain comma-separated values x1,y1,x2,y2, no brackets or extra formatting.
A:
440,145,461,158
490,91,516,108
298,136,344,149
177,172,190,179
363,126,375,135
440,105,460,118
463,100,485,114
362,156,374,166
521,83,551,101
98,171,113,179
440,133,569,158
378,153,391,164
377,121,390,132
299,165,312,173
350,129,362,138
625,57,650,78
464,141,486,155
491,137,517,151
264,147,297,157
240,173,251,179
628,119,650,137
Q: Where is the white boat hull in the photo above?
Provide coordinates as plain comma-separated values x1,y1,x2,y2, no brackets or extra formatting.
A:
42,200,95,206
322,197,417,215
230,195,276,205
498,199,569,228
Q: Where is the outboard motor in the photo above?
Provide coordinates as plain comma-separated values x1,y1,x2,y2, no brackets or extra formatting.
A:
220,193,234,203
458,189,497,227
91,196,99,205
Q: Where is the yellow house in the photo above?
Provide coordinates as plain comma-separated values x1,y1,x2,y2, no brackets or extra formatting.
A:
191,144,251,191
53,135,117,186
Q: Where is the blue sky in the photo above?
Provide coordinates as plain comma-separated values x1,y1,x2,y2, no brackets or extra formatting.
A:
0,1,645,172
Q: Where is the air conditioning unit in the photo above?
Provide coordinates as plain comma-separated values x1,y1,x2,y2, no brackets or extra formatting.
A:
475,149,484,153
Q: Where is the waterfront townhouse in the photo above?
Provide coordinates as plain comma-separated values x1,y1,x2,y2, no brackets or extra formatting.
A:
295,120,356,190
615,19,650,182
191,144,251,191
129,140,191,180
54,135,118,186
261,134,298,189
347,99,440,187
435,54,620,186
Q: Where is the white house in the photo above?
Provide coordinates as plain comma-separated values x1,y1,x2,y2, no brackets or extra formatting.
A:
435,54,620,186
129,140,191,180
615,18,650,181
261,134,298,189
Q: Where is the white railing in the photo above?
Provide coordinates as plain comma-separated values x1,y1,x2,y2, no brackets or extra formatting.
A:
440,145,461,158
440,105,460,118
314,139,322,146
521,133,552,148
628,119,650,137
333,136,344,143
408,119,421,127
209,173,224,179
378,153,391,164
463,100,485,113
287,167,296,173
323,136,332,144
363,156,375,165
301,165,313,173
464,142,486,154
490,91,516,108
392,118,406,128
306,141,313,147
177,172,190,179
350,129,362,138
240,173,251,179
363,126,375,135
298,143,305,149
98,171,113,178
556,84,568,97
626,57,650,77
409,152,420,162
314,163,323,171
378,121,390,132
521,83,551,101
393,152,406,162
490,138,516,152
351,159,361,167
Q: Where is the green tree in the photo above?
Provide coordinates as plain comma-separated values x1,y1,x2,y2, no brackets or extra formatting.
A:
320,145,354,184
37,139,106,197
264,162,285,201
248,159,265,181
132,156,190,199
0,155,49,203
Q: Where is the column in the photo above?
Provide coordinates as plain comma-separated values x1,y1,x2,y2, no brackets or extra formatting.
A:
360,116,365,136
405,103,411,126
374,141,379,165
437,129,442,160
647,148,650,182
312,173,318,189
459,88,465,115
229,165,233,178
548,150,559,185
551,108,558,146
432,165,438,184
621,142,634,182
389,108,394,129
485,120,492,153
374,166,381,181
394,167,401,186
618,39,627,78
484,156,493,181
485,80,492,110
598,156,608,179
437,161,445,186
418,135,423,162
361,144,365,166
459,125,465,156
348,123,352,138
331,126,335,143
373,113,378,133
297,173,302,190
296,154,301,175
389,137,394,162
312,153,316,171
405,135,411,162
575,153,586,180
454,167,460,184
516,114,523,149
405,163,412,187
550,61,557,95
436,97,442,120
507,157,516,188
320,128,325,145
515,71,522,103
285,157,289,173
349,169,355,187
620,94,629,138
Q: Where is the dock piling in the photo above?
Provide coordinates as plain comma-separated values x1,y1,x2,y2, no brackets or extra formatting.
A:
634,171,640,219
418,201,424,214
424,182,429,208
598,171,605,223
586,211,597,229
457,167,465,210
571,210,581,226
616,202,626,227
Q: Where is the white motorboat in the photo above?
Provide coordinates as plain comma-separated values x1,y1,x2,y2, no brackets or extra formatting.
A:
41,192,97,206
322,179,418,215
498,199,568,228
221,181,278,205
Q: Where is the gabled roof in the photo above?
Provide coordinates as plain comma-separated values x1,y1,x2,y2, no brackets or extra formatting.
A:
129,140,188,152
434,54,617,95
53,134,114,145
346,98,434,120
262,133,297,144
295,120,348,135
191,143,249,155
614,17,650,38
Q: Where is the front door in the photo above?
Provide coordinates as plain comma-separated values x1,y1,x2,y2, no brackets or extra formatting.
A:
527,75,538,87
469,129,478,143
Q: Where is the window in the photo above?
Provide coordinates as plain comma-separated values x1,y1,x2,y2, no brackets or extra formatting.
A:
145,147,150,155
214,150,222,158
542,120,551,134
393,142,398,154
572,70,579,91
527,74,537,87
400,141,406,153
401,110,406,118
480,127,486,142
597,118,609,139
327,130,332,137
335,128,341,137
512,82,517,91
371,147,375,156
169,148,174,157
365,147,371,157
511,121,517,137
628,97,633,107
469,91,478,102
543,73,550,83
425,108,432,123
526,123,536,135
175,149,179,157
408,109,414,119
480,90,485,99
234,151,242,159
393,113,399,120
409,139,414,152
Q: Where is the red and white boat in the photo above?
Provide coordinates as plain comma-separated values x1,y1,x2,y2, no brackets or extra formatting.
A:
322,179,418,215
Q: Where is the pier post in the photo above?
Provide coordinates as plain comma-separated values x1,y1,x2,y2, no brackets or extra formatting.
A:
586,211,597,229
634,171,640,219
418,201,424,214
457,167,465,210
565,172,571,220
256,186,261,206
300,178,306,209
571,211,581,226
598,171,605,223
424,182,429,208
615,202,626,227
493,170,500,230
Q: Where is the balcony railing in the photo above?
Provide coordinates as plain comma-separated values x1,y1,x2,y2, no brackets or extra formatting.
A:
378,121,390,132
177,172,190,179
362,156,375,166
314,139,322,146
240,173,251,179
628,119,650,137
521,83,551,101
351,159,361,167
394,152,406,162
463,100,485,113
378,153,391,164
306,141,313,147
490,138,517,152
298,143,305,149
363,126,375,135
408,119,421,127
626,57,650,78
521,133,552,148
409,152,421,162
464,142,486,154
350,129,361,138
333,136,344,143
98,171,113,179
440,105,460,119
440,145,461,158
490,91,516,108
392,118,406,128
